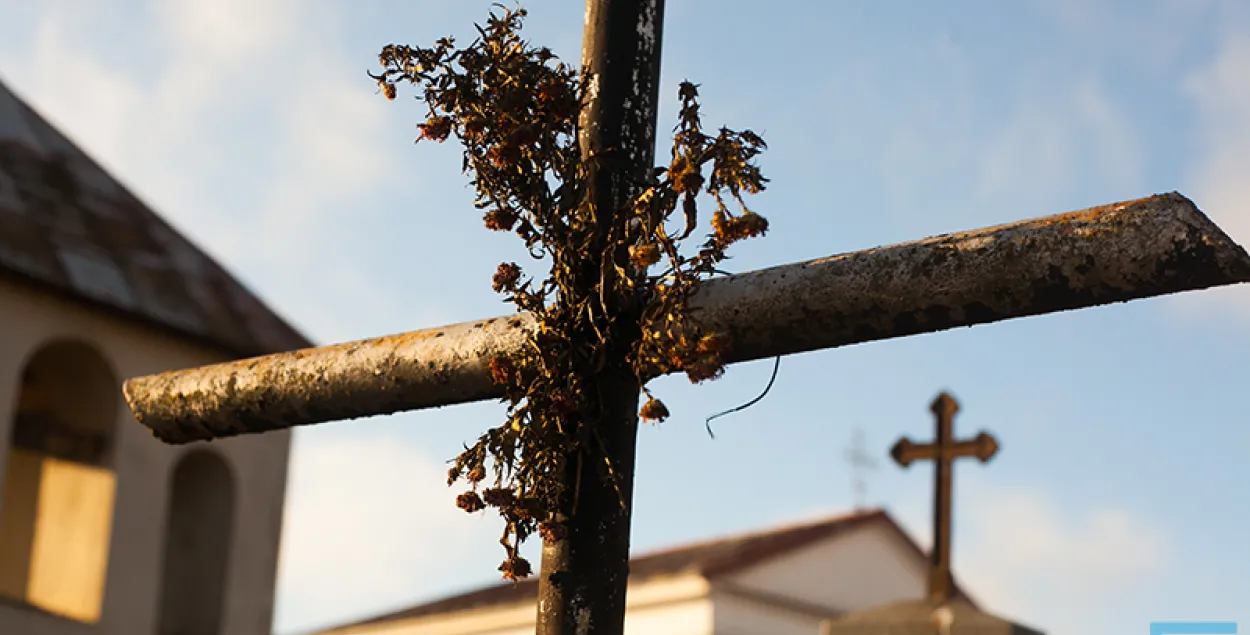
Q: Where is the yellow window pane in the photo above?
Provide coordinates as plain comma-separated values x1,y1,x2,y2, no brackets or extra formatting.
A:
27,456,116,623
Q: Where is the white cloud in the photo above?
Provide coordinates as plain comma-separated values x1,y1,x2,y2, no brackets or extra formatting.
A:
893,479,1167,635
274,431,501,634
153,0,298,64
975,77,1143,209
1,0,414,343
1170,29,1250,321
1185,34,1250,241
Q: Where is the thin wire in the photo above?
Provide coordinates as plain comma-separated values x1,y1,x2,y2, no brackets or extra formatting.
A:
704,356,781,439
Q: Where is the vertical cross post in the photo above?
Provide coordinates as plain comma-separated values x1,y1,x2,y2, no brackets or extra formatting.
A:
534,2,665,635
890,392,999,604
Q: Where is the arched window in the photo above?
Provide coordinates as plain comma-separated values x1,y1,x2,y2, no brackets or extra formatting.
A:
0,339,119,623
157,449,235,635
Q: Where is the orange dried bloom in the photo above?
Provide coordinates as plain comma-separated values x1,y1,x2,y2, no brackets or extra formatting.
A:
674,166,704,194
381,82,397,101
467,464,486,483
510,498,538,521
456,491,486,513
487,144,521,168
537,79,569,107
711,210,730,239
489,356,515,385
492,262,522,293
483,487,515,507
683,357,725,384
738,211,769,238
483,208,518,232
712,210,769,244
463,116,487,139
639,397,670,422
418,116,453,143
629,243,661,269
500,556,533,581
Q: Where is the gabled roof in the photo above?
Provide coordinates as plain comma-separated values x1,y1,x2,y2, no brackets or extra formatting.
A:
0,75,311,358
326,508,976,633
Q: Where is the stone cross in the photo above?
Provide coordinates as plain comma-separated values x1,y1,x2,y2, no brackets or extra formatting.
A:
891,392,999,604
117,2,1250,634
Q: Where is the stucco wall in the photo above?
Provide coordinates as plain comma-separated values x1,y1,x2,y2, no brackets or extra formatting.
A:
724,523,926,615
324,575,714,635
0,275,292,635
708,588,824,635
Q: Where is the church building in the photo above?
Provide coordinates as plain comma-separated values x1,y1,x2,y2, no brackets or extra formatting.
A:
0,76,309,634
310,392,1045,635
310,508,1036,635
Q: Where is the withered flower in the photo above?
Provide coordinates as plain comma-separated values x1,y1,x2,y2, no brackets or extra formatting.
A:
463,116,488,139
483,208,518,232
629,243,661,269
639,397,670,422
678,80,700,101
418,116,453,143
510,497,540,521
537,80,568,106
483,487,515,508
489,355,516,385
711,210,770,244
456,491,486,513
738,211,769,238
683,357,725,384
373,6,768,579
487,144,521,168
492,262,522,293
673,162,704,194
499,556,533,581
711,210,730,241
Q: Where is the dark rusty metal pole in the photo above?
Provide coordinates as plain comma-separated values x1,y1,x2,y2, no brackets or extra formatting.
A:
890,392,998,604
534,2,665,634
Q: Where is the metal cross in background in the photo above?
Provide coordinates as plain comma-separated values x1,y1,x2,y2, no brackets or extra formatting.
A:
844,427,877,510
891,392,999,604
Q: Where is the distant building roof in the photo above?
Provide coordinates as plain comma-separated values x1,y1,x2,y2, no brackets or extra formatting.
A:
327,508,977,633
821,597,1045,635
0,75,311,358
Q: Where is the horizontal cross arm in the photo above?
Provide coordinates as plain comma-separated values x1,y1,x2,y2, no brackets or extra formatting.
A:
890,432,1000,466
123,192,1250,444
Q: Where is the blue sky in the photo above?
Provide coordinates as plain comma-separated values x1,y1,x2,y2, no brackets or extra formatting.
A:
2,1,1248,634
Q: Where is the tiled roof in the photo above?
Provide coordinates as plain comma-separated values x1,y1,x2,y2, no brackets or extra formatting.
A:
327,508,976,632
0,76,311,358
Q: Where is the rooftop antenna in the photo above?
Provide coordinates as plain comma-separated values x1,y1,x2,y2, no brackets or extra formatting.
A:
844,427,878,510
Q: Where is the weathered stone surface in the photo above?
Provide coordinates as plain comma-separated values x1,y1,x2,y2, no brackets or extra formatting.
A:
123,192,1250,444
